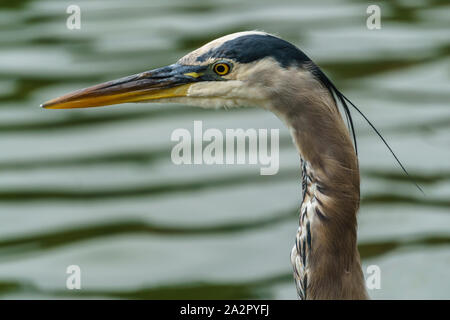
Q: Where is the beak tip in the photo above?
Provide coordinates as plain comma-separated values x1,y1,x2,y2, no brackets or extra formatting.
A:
40,101,57,109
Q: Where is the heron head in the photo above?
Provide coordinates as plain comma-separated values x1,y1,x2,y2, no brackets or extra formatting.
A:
41,31,319,111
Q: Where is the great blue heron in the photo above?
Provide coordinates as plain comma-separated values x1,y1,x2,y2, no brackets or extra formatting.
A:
41,31,414,299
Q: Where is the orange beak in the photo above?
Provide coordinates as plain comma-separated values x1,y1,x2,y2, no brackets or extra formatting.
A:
41,64,206,109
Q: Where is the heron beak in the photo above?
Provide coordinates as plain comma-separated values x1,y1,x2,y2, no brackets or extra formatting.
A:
40,64,206,109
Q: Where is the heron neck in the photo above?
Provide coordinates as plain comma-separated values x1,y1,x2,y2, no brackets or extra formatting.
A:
270,76,368,299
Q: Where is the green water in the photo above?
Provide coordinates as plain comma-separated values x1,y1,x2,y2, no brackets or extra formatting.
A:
0,0,449,299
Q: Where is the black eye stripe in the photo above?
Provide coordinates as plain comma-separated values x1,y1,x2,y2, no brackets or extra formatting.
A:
196,34,312,68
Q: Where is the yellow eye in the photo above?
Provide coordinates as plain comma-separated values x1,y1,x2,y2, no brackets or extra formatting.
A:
213,62,231,76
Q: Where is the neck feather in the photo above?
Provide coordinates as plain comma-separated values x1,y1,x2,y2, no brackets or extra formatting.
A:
269,69,368,299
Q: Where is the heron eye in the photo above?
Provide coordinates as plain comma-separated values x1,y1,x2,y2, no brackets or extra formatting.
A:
213,62,231,76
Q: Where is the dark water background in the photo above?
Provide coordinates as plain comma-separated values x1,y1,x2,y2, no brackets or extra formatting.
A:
0,0,449,299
